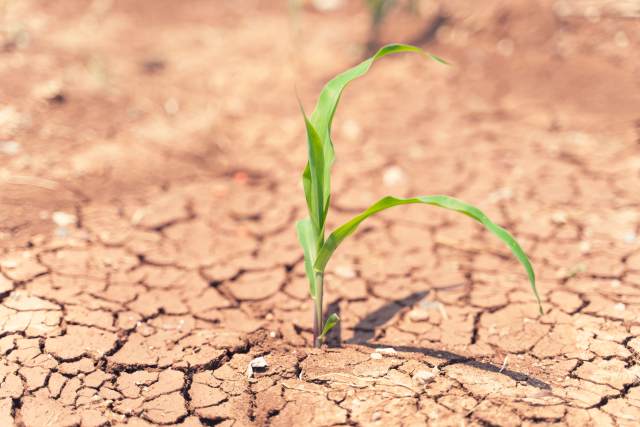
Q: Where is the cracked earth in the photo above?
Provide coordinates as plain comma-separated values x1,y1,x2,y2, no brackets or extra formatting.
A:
2,0,640,426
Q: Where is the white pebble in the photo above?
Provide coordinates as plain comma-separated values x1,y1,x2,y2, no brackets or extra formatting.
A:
408,309,430,322
51,211,77,227
579,241,591,254
412,371,435,386
383,166,406,187
375,348,397,355
370,353,383,360
334,265,356,279
614,303,626,312
311,0,343,12
622,232,637,244
0,141,21,155
552,212,567,224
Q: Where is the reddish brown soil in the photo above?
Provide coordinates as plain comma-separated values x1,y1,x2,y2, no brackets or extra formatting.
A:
1,0,640,426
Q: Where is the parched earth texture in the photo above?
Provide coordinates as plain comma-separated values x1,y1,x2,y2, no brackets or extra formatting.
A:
1,0,640,426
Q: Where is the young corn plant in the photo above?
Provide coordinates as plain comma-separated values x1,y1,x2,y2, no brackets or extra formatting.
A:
296,44,542,349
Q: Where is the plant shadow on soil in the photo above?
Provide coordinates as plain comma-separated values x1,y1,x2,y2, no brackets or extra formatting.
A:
324,288,551,391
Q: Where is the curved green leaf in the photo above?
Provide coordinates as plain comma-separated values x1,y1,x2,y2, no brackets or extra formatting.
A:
318,313,340,339
296,218,317,298
305,44,448,225
313,195,542,314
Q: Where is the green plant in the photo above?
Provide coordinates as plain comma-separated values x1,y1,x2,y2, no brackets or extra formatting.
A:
296,44,541,349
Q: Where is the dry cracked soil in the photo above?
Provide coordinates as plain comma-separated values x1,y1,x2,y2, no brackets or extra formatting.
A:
1,0,640,426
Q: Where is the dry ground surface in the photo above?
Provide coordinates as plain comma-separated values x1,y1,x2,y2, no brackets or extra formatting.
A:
1,0,640,425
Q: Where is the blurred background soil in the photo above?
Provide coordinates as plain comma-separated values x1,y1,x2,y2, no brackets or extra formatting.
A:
1,0,640,426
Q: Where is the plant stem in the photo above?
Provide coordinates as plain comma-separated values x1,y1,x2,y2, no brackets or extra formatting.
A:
314,271,324,348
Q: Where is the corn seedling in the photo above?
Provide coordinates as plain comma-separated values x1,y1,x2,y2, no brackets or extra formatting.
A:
296,44,541,349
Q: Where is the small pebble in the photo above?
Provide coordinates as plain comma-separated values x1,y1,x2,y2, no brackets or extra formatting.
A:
622,232,637,244
0,141,22,155
371,411,382,421
370,353,383,360
407,309,430,322
270,331,276,338
375,348,397,355
383,166,406,187
552,212,567,224
614,303,626,312
412,371,435,386
51,211,77,227
334,265,356,279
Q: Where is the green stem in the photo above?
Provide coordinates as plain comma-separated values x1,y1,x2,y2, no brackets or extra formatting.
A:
314,271,324,348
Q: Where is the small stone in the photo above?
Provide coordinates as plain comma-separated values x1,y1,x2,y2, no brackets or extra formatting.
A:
246,356,268,378
51,211,77,227
622,232,637,244
614,303,626,311
371,411,382,421
413,371,435,386
269,331,276,338
375,348,397,355
370,353,383,360
0,141,22,155
552,212,567,224
334,265,356,279
407,309,430,322
579,241,591,254
312,0,344,12
383,166,406,187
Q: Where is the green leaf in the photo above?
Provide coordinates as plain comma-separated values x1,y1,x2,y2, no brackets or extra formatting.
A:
307,44,448,225
296,94,325,233
313,196,542,314
318,313,340,339
296,218,317,299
